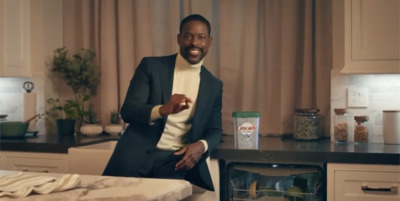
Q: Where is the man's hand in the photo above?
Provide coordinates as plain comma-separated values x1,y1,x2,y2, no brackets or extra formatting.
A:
159,94,192,116
174,141,205,170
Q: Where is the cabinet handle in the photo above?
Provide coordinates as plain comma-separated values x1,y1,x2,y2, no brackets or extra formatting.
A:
361,185,398,193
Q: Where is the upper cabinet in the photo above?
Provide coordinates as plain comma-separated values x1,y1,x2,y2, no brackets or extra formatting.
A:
0,0,31,77
333,0,400,74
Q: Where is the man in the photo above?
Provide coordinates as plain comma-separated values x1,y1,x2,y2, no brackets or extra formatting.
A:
103,14,223,191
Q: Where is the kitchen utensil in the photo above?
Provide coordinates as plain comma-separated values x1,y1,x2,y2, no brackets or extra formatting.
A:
24,114,41,123
0,121,30,138
0,114,40,138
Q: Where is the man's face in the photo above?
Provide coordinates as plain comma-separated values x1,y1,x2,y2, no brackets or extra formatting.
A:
177,20,212,64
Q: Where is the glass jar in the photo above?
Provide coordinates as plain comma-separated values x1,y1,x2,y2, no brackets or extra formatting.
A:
334,108,350,143
354,116,369,143
293,108,320,140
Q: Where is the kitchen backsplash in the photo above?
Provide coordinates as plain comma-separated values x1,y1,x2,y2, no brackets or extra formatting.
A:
331,69,400,142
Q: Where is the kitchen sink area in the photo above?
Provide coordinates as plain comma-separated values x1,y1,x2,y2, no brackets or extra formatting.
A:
68,140,117,175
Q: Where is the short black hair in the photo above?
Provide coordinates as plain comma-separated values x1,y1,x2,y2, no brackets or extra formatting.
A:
179,14,211,36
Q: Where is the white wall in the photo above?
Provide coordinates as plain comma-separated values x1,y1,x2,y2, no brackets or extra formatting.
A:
330,70,400,142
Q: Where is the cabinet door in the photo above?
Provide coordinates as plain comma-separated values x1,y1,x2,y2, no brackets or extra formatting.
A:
2,152,68,173
334,0,400,74
0,0,31,77
328,163,400,201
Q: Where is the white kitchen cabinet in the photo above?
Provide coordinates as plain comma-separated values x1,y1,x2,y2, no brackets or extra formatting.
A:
333,0,400,74
68,141,116,175
0,151,68,173
0,0,31,77
327,163,400,201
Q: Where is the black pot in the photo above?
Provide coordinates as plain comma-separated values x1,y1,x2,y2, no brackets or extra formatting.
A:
56,119,76,137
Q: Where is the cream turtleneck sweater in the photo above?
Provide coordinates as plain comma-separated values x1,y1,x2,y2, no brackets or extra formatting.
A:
150,53,208,151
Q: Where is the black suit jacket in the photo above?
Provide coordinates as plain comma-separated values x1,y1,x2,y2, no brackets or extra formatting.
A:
103,54,223,191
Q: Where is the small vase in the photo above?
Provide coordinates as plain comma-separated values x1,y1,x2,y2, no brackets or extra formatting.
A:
80,124,103,136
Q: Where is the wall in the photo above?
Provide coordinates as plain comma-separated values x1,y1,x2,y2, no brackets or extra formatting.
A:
0,0,63,135
330,69,400,142
1,1,399,139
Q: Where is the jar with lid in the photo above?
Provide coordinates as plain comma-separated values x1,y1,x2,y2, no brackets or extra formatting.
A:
334,108,350,143
293,108,320,140
354,116,369,143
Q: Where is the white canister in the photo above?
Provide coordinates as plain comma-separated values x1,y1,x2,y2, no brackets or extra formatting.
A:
382,110,400,144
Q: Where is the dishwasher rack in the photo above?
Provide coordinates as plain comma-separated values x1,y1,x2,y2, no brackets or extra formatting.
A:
228,163,324,201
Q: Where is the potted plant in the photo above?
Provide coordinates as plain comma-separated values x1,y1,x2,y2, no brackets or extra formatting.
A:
48,47,100,135
80,105,103,136
104,110,123,136
46,97,87,137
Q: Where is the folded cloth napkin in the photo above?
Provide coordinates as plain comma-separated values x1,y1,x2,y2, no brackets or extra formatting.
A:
0,172,81,198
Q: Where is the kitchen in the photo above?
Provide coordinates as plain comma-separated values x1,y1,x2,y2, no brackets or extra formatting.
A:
0,0,399,201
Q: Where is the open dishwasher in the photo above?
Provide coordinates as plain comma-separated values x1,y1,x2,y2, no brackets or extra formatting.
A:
228,163,324,201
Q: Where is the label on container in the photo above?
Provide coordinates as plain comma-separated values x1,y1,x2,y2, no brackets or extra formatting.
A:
234,116,259,149
237,122,257,141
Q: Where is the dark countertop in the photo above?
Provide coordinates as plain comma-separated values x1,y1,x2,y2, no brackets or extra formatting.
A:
211,135,400,165
1,134,399,165
0,133,119,153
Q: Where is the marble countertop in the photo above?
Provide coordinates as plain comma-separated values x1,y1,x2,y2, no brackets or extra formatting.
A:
0,170,192,201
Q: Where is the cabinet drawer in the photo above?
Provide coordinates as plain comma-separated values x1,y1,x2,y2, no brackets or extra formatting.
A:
2,152,68,173
328,163,400,201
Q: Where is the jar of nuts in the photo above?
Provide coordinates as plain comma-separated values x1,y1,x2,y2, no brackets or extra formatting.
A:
354,116,369,143
334,108,350,143
293,108,320,140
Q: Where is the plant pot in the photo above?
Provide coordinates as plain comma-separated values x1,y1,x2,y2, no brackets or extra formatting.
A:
56,119,75,137
104,124,123,136
80,124,103,136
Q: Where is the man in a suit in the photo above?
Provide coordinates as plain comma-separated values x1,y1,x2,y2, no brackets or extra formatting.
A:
103,14,223,191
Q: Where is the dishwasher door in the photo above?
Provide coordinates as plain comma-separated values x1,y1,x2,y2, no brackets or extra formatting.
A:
227,163,324,201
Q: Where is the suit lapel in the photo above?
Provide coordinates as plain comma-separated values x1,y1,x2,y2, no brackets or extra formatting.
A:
160,55,176,104
190,66,211,141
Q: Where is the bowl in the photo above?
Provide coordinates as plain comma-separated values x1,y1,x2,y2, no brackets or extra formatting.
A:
0,114,8,121
80,124,103,136
0,121,29,138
